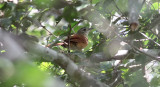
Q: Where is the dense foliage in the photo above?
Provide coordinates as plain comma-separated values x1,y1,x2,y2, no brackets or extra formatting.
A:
0,0,160,87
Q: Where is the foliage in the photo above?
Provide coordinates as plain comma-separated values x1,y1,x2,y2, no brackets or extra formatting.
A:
0,0,160,87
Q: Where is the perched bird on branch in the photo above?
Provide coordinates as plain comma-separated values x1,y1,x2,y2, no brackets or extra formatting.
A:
48,27,93,50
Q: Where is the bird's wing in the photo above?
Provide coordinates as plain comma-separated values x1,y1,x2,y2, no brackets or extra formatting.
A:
64,34,87,43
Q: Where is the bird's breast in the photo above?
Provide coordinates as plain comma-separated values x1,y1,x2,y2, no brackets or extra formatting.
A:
70,34,88,50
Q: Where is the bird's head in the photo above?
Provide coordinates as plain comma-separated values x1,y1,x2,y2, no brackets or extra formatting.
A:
76,27,93,36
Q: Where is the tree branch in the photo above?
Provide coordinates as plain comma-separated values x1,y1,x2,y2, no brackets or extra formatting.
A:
24,42,110,87
0,29,110,87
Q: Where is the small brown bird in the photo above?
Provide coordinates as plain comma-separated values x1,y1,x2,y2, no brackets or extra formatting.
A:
56,27,93,50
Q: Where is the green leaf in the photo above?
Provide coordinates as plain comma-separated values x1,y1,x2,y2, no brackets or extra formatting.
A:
38,62,53,71
101,70,106,74
40,30,46,36
33,0,53,9
0,3,5,8
0,18,12,27
151,2,160,10
150,77,160,86
121,68,129,79
131,81,149,87
22,19,32,28
83,38,93,52
128,71,149,87
14,61,48,87
63,6,78,23
74,1,82,6
144,40,149,45
53,29,67,36
92,0,100,4
135,54,147,65
1,50,6,53
55,16,62,25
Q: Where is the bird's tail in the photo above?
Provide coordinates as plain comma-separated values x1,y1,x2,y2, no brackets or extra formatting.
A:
56,43,64,46
46,42,65,48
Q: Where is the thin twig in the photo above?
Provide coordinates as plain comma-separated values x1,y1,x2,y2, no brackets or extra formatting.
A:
141,0,146,9
139,31,160,46
129,43,160,62
113,0,123,16
146,60,157,70
73,20,83,28
67,20,83,50
150,29,160,39
72,20,83,33
147,1,156,10
113,29,160,62
40,23,53,35
67,24,72,53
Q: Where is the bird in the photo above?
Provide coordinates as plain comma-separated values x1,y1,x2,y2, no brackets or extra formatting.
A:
56,27,93,50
